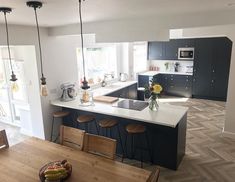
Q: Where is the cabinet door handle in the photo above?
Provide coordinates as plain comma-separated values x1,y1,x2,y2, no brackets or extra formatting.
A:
211,80,214,83
212,70,215,73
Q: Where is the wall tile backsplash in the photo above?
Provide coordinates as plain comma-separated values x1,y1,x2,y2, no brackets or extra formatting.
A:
149,60,194,73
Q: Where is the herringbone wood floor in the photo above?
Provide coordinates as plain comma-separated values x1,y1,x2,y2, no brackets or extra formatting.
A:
124,98,235,182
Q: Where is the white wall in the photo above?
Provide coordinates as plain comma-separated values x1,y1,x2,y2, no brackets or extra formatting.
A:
41,34,97,140
48,19,169,42
0,24,45,139
172,25,235,138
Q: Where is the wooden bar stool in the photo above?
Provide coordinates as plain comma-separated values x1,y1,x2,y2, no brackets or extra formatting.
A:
125,123,152,168
51,111,70,142
76,114,99,134
98,118,125,159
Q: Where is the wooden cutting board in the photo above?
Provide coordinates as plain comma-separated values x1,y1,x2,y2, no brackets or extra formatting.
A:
93,96,119,103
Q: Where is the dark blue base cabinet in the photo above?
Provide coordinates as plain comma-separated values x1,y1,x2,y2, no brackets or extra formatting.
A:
63,109,187,170
138,74,193,98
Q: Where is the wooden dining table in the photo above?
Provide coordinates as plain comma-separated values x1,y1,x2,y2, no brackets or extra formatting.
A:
0,137,151,182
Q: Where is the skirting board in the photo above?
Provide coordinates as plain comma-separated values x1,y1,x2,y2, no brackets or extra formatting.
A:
20,128,32,136
222,127,235,140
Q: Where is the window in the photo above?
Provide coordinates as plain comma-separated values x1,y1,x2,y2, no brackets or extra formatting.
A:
133,42,148,74
77,45,117,85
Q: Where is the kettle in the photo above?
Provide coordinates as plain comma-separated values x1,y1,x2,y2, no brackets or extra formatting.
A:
60,83,76,102
120,73,128,82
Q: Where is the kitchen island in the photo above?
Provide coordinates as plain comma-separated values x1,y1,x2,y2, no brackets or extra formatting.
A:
51,81,188,170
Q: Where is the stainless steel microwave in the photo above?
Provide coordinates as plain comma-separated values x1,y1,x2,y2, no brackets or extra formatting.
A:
178,47,194,60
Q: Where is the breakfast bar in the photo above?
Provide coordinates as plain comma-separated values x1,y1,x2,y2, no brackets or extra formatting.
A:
51,93,188,170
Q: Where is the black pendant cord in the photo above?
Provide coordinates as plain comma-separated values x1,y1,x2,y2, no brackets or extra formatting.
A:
3,12,14,74
78,0,86,80
33,7,44,79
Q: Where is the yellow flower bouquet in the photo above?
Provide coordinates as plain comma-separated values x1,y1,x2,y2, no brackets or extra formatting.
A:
145,79,162,111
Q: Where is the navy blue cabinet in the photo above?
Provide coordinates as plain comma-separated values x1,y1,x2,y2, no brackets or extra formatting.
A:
138,75,149,87
146,37,232,101
148,42,165,60
166,75,192,98
211,38,232,99
193,37,232,101
165,40,178,60
106,83,137,100
138,74,192,98
177,39,195,48
192,38,213,97
148,39,195,60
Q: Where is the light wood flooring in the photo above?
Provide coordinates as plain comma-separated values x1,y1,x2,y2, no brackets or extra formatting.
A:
1,98,235,182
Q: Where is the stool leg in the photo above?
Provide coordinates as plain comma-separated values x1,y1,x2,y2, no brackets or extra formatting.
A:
94,120,99,135
145,132,153,163
50,117,55,142
124,133,128,161
117,124,125,162
140,134,144,168
131,134,134,159
105,128,107,137
85,123,88,132
72,112,78,128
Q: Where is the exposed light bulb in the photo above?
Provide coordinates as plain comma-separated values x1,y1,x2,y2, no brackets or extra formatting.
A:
11,81,19,92
10,72,19,92
40,76,48,97
40,84,48,97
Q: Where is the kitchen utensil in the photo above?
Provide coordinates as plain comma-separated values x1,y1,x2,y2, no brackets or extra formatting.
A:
60,83,76,102
120,73,128,82
93,96,119,103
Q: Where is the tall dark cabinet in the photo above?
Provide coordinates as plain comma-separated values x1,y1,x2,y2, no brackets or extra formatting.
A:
192,38,213,97
193,37,232,101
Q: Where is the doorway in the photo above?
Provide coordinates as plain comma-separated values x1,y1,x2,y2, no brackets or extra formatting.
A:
0,46,29,126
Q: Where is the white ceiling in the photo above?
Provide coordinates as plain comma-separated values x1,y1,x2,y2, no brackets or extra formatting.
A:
0,0,235,27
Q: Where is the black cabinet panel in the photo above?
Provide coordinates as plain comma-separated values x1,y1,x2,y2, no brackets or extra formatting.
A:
177,39,195,48
211,38,232,99
159,74,169,94
138,75,149,87
165,40,178,60
165,75,192,97
193,38,213,97
148,39,195,60
128,83,138,100
192,37,232,101
106,83,137,100
148,42,165,60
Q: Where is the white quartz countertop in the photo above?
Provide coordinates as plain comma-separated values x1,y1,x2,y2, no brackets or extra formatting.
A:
92,81,137,97
138,71,193,76
51,98,188,128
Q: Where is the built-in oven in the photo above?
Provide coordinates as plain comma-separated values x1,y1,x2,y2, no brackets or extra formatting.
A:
178,47,194,60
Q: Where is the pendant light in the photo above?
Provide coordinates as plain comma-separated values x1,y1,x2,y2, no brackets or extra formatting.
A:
0,7,19,92
78,0,90,90
27,1,48,97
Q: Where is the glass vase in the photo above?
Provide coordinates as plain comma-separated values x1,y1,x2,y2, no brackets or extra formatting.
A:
148,96,159,111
